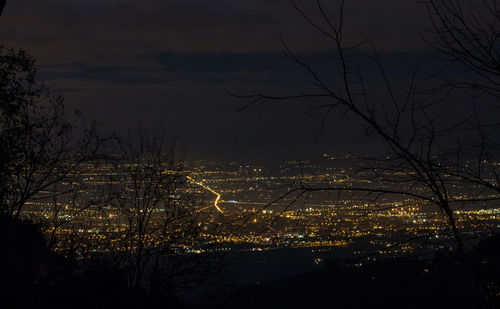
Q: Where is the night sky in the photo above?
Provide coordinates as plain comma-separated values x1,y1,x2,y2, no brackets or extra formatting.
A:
0,1,435,159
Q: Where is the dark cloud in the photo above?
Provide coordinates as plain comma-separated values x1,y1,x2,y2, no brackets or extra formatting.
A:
0,0,430,59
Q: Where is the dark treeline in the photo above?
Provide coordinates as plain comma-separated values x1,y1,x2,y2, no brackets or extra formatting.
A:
0,44,221,307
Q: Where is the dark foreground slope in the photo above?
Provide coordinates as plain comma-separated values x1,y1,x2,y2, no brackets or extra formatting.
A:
222,239,500,309
1,213,498,309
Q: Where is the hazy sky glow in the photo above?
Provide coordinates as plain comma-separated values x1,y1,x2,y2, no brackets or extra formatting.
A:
0,1,437,158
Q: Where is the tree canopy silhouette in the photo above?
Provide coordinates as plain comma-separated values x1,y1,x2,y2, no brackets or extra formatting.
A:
0,1,6,17
236,0,500,256
0,46,103,219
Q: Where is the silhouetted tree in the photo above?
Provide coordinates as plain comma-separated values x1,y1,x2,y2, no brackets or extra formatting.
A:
0,42,222,307
0,0,6,17
420,0,500,203
423,0,500,98
236,0,500,257
0,46,104,221
0,12,219,307
95,130,221,301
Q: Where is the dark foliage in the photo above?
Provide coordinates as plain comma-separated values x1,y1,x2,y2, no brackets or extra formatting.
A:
0,214,188,308
0,0,5,17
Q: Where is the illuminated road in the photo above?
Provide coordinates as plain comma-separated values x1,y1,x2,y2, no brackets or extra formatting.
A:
186,176,224,214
